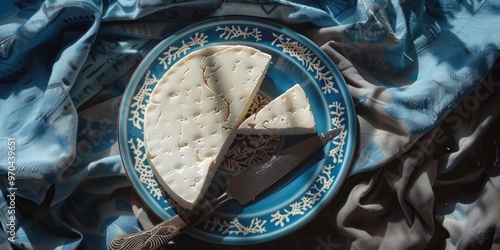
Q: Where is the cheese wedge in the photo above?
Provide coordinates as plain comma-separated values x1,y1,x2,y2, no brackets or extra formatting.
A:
144,45,271,209
237,84,316,135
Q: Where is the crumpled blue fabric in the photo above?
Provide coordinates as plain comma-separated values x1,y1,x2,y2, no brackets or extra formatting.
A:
0,0,499,249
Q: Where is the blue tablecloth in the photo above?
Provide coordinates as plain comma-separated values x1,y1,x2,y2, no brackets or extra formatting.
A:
1,0,500,249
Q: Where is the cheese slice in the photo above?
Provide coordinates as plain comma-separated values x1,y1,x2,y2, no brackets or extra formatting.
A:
144,45,271,209
237,84,316,135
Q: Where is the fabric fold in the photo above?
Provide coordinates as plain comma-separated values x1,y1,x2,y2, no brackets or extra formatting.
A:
1,0,499,249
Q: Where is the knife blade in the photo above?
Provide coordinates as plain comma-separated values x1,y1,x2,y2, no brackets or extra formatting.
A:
109,128,342,250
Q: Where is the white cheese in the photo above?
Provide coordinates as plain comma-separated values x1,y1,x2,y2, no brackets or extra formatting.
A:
237,84,316,135
144,45,271,209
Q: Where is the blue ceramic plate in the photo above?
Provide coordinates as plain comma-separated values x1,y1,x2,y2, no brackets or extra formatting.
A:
118,17,356,245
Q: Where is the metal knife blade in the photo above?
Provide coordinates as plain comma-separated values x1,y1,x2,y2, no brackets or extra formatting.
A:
109,128,342,250
226,127,342,205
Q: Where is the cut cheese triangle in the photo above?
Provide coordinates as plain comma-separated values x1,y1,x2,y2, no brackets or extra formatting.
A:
144,45,271,209
237,84,316,135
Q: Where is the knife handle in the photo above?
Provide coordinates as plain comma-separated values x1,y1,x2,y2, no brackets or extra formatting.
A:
108,194,227,250
108,214,187,250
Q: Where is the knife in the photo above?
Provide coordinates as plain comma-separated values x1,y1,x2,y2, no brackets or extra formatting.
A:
109,127,342,250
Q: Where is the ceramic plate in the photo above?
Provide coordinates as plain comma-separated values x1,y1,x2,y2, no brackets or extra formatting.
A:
118,17,356,245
